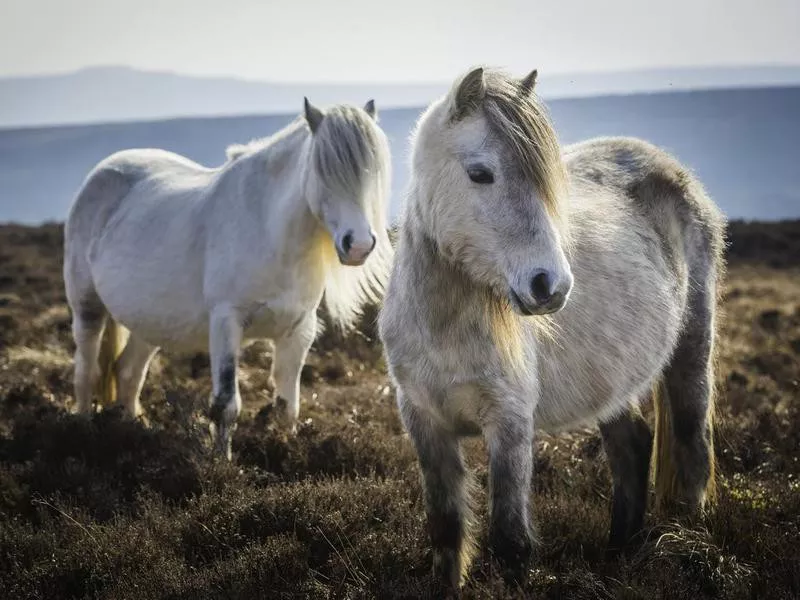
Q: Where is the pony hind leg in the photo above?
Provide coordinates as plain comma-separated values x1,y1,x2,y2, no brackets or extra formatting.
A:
653,287,717,514
599,404,653,555
71,307,108,415
115,333,157,419
271,314,316,431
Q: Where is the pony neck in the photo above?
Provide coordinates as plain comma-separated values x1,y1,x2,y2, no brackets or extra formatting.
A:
229,120,319,218
403,219,475,303
221,120,330,259
242,119,311,182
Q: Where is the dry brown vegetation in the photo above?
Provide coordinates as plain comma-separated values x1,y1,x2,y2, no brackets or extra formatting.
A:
0,221,798,599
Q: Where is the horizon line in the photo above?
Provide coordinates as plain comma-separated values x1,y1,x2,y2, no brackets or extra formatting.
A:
2,61,800,85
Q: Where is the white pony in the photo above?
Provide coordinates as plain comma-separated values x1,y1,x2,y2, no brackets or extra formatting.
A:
63,98,392,458
379,68,725,589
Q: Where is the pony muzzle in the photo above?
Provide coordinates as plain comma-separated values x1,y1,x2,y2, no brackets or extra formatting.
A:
508,269,573,316
336,230,377,266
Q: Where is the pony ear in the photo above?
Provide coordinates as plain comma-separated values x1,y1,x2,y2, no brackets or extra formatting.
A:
364,99,377,119
451,67,486,120
304,97,324,133
520,69,538,94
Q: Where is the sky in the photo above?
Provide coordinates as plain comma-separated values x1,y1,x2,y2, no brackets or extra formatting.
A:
1,0,799,82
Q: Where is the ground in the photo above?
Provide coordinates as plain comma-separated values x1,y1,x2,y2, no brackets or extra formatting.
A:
0,221,798,599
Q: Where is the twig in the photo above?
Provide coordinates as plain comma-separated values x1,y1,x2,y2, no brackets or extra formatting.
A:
317,525,367,587
31,495,98,545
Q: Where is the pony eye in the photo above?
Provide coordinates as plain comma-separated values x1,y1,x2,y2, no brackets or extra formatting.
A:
467,167,495,184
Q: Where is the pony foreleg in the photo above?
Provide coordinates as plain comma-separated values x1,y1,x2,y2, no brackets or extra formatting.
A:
485,407,535,576
272,314,316,431
208,305,243,460
399,394,474,591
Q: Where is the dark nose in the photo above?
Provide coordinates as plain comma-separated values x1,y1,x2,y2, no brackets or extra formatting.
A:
531,271,563,307
339,231,376,256
341,230,354,255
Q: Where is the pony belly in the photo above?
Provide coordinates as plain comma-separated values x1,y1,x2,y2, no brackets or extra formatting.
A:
533,387,633,434
532,331,673,433
94,279,210,352
113,309,210,353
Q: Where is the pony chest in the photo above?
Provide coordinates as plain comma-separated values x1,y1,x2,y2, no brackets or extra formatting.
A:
439,383,489,435
402,373,488,436
409,341,503,434
236,271,323,340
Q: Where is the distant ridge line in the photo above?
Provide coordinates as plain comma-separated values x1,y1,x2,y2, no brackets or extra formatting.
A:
2,64,800,128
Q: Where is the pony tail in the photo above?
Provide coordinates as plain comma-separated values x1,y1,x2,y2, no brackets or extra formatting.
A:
651,377,718,511
652,378,675,510
96,317,125,406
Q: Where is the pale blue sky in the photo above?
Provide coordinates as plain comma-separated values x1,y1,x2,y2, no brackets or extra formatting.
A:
1,0,798,82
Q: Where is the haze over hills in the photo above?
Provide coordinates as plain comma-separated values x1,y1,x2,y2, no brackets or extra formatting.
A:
1,85,798,224
2,67,443,129
2,64,800,128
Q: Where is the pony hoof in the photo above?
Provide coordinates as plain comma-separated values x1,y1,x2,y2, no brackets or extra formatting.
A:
488,528,535,581
208,423,234,461
273,396,298,433
118,407,150,426
603,544,627,562
432,547,464,593
254,397,298,434
605,529,645,561
74,407,94,419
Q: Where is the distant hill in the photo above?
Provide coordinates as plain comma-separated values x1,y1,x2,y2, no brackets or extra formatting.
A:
0,67,444,129
0,86,799,224
2,65,800,128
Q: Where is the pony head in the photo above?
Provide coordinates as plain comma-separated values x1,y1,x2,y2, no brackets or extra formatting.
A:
303,97,386,267
301,97,393,329
410,67,572,316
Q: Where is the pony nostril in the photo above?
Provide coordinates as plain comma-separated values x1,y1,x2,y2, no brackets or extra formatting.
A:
369,233,377,252
531,271,552,304
341,231,354,255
